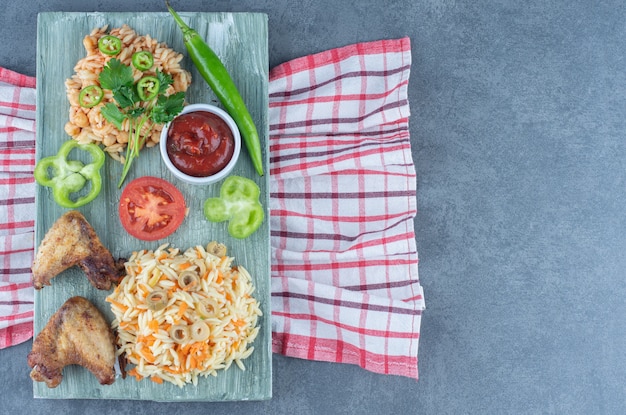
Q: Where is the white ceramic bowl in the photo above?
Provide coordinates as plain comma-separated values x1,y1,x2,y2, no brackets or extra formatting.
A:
160,103,241,185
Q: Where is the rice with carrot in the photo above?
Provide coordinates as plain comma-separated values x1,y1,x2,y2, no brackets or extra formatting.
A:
106,242,261,387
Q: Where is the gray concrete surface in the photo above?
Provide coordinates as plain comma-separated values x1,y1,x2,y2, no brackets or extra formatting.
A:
2,0,625,414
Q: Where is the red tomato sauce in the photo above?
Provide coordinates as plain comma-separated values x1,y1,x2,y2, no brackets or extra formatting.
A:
165,111,235,177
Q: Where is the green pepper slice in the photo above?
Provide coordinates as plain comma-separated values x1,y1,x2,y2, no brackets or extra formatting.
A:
78,85,104,108
136,76,161,101
98,35,122,56
34,140,105,208
203,176,264,239
132,50,154,71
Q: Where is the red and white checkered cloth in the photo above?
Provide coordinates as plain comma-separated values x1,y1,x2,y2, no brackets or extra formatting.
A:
269,37,424,379
0,37,424,379
0,67,36,349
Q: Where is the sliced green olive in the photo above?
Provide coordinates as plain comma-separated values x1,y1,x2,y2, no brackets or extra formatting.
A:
169,324,190,344
195,300,216,319
206,241,227,257
178,271,200,291
190,321,210,342
146,289,168,311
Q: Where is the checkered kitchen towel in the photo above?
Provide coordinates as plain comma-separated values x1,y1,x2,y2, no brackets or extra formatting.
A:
0,37,425,379
269,37,425,379
0,67,36,349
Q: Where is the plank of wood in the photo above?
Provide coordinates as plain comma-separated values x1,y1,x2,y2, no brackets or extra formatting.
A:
34,11,271,401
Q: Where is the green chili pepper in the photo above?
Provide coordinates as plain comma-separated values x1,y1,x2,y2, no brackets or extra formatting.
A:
167,1,264,176
136,76,161,101
78,85,104,108
132,50,154,71
98,35,122,56
34,140,105,208
203,176,264,239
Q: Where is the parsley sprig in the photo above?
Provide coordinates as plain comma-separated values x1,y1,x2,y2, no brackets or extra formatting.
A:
98,58,185,187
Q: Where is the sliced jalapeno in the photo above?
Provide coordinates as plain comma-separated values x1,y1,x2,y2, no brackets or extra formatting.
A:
136,76,161,101
98,35,122,56
78,85,104,108
132,50,154,71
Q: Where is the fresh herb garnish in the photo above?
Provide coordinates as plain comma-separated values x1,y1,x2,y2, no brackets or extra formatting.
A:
98,58,185,187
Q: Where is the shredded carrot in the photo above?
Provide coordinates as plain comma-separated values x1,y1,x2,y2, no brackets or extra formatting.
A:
182,342,193,354
225,292,233,303
232,319,246,327
158,253,168,261
148,319,159,332
182,315,193,325
163,366,182,375
176,343,193,371
189,355,197,370
138,335,156,347
176,301,188,319
108,299,129,312
176,350,185,368
150,375,163,384
190,341,210,361
139,283,151,297
120,321,138,331
179,262,191,270
141,346,156,363
128,367,143,381
216,272,223,284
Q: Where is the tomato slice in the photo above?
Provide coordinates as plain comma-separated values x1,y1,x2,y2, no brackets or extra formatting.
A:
118,176,186,241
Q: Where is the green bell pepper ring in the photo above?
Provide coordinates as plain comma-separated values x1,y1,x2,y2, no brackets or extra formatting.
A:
34,140,106,208
203,176,264,239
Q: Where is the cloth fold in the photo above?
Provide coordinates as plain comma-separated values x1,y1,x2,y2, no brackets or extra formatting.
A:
0,37,424,379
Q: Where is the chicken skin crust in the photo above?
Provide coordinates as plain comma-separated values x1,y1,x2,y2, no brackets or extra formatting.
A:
27,296,116,388
32,210,123,290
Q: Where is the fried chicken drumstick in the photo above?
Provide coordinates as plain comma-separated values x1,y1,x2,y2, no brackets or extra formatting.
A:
28,296,116,388
32,210,123,290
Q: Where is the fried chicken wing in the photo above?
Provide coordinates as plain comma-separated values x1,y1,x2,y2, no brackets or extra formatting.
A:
27,296,116,388
32,210,123,290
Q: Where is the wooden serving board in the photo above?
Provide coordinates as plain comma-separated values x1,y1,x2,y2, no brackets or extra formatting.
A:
34,11,271,401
